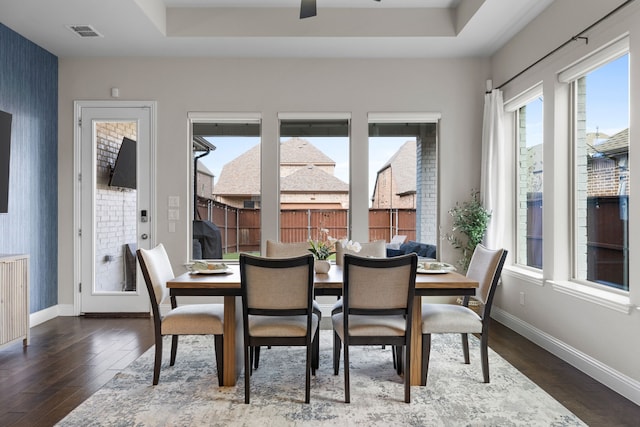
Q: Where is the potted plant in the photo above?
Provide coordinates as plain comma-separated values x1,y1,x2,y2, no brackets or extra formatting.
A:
445,190,492,271
308,228,336,273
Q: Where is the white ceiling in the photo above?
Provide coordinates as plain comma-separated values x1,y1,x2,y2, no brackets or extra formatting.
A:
0,0,554,58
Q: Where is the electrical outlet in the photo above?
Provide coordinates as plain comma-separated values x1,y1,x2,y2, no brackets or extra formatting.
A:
519,291,525,306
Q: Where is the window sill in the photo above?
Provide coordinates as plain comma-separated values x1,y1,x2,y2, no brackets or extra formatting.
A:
502,265,544,286
549,280,633,314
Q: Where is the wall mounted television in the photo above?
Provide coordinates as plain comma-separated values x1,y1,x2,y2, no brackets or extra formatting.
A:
109,137,136,189
0,110,12,214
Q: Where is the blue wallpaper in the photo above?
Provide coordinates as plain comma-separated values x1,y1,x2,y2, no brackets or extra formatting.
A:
0,23,58,313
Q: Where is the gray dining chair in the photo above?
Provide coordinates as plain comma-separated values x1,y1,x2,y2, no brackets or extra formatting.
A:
421,244,507,386
240,253,319,403
137,243,225,386
332,252,418,403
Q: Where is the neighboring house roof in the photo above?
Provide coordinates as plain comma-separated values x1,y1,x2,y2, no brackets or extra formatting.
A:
214,143,261,196
280,137,335,164
281,164,348,192
376,140,416,196
197,161,214,177
589,128,628,157
214,138,347,196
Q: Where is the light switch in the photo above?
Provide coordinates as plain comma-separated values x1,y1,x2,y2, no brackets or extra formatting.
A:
168,208,179,221
168,196,180,207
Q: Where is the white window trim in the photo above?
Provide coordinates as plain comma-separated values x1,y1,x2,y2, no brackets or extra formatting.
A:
368,112,441,123
504,83,543,112
549,280,633,314
558,35,629,83
278,112,351,120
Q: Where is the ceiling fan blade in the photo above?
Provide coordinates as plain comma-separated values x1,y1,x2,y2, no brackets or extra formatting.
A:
300,0,317,19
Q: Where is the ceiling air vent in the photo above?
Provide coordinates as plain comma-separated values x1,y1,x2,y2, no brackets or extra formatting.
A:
66,25,103,38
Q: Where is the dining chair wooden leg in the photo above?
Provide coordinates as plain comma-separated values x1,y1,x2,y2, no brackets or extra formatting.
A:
395,346,404,375
421,333,431,386
254,346,261,370
392,345,397,370
244,344,251,404
343,341,350,403
311,329,319,375
169,335,178,366
404,341,411,403
153,338,162,385
481,333,490,383
461,333,470,364
333,331,341,375
305,340,312,403
214,334,224,387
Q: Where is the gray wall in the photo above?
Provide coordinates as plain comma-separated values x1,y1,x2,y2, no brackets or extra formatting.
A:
490,0,640,402
0,23,58,313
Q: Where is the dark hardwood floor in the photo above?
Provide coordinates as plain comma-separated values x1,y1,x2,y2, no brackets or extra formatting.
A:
0,316,638,426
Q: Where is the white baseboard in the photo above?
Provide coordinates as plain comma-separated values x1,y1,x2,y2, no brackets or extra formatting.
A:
491,307,640,406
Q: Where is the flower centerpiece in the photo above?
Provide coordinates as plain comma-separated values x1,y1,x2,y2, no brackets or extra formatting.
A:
308,228,336,273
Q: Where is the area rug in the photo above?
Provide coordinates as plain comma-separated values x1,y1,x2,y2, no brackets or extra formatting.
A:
56,330,585,426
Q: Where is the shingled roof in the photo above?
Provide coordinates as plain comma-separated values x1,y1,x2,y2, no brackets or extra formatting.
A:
376,140,416,196
214,138,347,196
588,128,628,157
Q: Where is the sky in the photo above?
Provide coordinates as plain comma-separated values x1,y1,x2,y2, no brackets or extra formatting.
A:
524,53,629,147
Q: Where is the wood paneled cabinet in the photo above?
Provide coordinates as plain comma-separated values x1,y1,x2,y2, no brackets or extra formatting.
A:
0,254,29,348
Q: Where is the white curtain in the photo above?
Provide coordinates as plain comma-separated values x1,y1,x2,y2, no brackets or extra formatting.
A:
481,89,506,250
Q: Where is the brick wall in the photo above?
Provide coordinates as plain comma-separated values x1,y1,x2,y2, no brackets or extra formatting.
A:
95,122,137,292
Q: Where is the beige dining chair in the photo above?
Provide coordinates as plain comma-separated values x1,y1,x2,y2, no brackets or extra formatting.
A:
334,239,386,266
332,253,418,403
137,243,225,386
421,244,507,386
251,240,321,371
240,253,319,403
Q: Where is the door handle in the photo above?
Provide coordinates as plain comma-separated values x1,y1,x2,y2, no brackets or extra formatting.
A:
141,233,148,240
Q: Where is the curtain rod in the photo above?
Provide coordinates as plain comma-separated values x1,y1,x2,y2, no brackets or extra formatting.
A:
492,0,636,92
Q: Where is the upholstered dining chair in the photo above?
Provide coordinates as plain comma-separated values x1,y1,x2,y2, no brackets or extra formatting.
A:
332,253,418,403
240,253,319,404
334,239,386,266
251,240,321,371
137,244,225,386
421,244,507,386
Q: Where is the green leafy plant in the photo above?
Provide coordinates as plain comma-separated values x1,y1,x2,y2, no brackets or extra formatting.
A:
445,190,492,270
308,228,337,260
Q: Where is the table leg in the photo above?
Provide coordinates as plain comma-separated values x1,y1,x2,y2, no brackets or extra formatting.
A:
409,298,423,386
221,296,244,386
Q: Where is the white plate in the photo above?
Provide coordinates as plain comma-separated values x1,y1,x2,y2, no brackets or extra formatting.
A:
190,268,232,275
416,268,449,274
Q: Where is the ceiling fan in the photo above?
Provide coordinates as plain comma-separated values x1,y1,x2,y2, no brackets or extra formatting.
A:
300,0,381,19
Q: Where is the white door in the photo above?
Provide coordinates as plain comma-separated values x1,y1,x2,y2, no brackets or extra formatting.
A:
76,101,155,314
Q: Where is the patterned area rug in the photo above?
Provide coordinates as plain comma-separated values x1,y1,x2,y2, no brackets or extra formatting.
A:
57,330,585,426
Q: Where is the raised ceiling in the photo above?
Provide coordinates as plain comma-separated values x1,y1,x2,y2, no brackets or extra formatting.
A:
0,0,554,58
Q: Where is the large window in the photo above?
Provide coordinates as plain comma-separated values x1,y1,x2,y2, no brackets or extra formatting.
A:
277,116,350,244
561,40,629,291
368,115,439,251
512,90,543,269
190,115,261,259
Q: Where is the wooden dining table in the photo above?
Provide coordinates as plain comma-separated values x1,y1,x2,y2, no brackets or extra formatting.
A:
167,263,478,386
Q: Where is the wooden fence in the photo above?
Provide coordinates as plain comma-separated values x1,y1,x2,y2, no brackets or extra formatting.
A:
196,198,416,253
